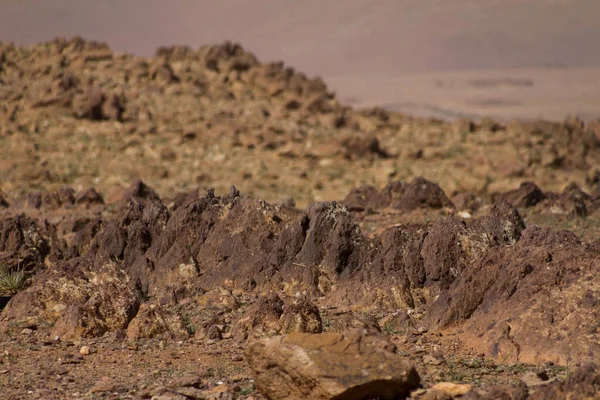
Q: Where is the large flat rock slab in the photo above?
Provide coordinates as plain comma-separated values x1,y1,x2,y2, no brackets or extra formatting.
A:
246,331,421,400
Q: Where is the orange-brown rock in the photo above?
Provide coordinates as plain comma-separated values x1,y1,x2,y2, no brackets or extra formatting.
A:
246,331,420,400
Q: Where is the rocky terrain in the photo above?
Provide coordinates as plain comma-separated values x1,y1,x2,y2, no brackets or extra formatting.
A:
1,38,600,399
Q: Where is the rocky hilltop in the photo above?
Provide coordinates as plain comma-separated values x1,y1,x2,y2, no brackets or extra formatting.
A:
1,38,600,399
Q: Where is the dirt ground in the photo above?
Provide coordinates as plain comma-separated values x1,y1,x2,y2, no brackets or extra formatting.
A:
0,20,600,400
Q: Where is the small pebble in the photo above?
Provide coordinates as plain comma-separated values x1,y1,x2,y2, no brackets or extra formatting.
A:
80,346,90,356
423,354,444,366
457,211,472,219
21,328,33,335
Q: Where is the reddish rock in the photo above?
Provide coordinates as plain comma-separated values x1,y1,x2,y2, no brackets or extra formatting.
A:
278,299,322,334
452,192,483,212
0,214,50,271
246,331,420,400
342,185,380,211
74,87,105,120
429,225,600,364
13,187,76,210
498,181,547,208
232,294,284,340
3,261,139,340
75,188,104,206
73,88,124,121
150,63,179,83
340,134,388,159
373,177,455,211
200,41,259,73
126,303,189,341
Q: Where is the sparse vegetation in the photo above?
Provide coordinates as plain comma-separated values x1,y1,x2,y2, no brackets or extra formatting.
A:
0,264,26,296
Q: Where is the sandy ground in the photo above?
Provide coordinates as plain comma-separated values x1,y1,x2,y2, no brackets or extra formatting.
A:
1,0,599,121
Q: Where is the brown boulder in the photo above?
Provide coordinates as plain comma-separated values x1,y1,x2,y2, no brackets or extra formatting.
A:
246,331,420,400
463,364,600,399
272,201,367,291
327,311,383,335
421,202,525,288
155,45,193,61
498,181,546,208
73,87,105,120
59,216,103,258
126,303,189,341
150,63,180,83
429,225,600,365
536,183,592,218
73,87,124,121
200,41,259,73
279,299,323,334
386,177,454,211
0,214,50,271
527,363,600,399
557,183,591,217
350,178,454,211
145,189,288,295
451,192,483,213
232,294,284,340
74,187,105,207
12,187,76,210
85,181,169,296
2,261,139,340
340,134,389,160
343,185,380,212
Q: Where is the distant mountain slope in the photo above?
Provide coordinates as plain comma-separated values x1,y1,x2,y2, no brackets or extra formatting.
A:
1,0,599,120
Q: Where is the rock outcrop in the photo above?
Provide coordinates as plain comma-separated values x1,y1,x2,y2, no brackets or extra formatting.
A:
246,331,420,400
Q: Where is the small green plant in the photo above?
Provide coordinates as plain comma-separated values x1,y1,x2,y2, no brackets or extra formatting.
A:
322,316,331,331
183,314,196,335
0,264,26,296
238,388,255,395
383,323,399,335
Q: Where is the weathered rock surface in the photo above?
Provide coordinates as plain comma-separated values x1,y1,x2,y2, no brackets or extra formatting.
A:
3,261,139,339
429,225,600,365
343,177,454,212
498,181,547,208
1,179,599,366
0,214,50,271
246,331,420,400
126,303,189,341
